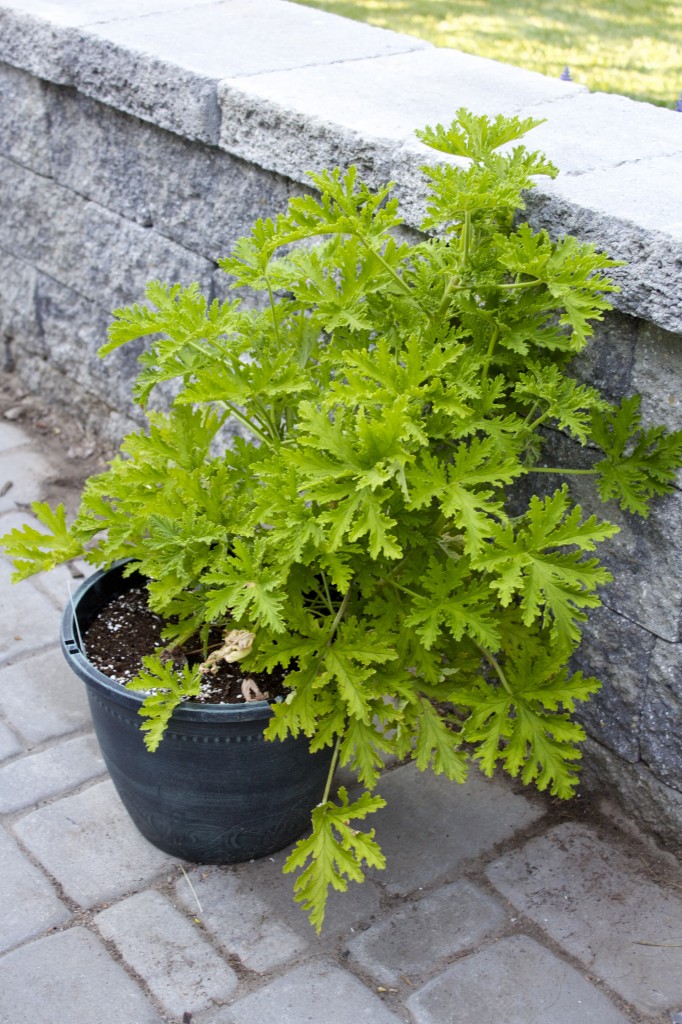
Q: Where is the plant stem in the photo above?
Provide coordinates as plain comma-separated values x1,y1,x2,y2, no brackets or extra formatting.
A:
481,325,500,386
265,276,281,349
321,735,342,804
220,402,272,446
477,645,514,696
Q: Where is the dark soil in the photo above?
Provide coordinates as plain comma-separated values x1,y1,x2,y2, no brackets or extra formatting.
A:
83,586,290,705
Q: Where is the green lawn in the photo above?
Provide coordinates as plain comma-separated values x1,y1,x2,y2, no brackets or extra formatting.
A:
294,0,682,108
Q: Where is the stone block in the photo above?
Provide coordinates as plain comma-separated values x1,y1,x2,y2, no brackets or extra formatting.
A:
216,960,405,1024
44,87,306,262
13,779,176,908
366,764,544,896
0,60,51,173
0,0,224,85
95,890,238,1017
0,250,39,358
218,47,582,190
175,846,381,972
0,927,163,1024
0,559,61,664
640,639,682,791
0,646,92,744
530,90,682,176
632,320,682,437
0,721,22,761
486,822,682,1017
0,447,52,514
0,156,215,311
0,7,74,84
582,737,682,848
0,734,105,813
570,603,656,763
62,0,426,145
405,935,629,1024
0,827,70,954
45,85,153,228
527,172,682,334
0,420,31,452
569,309,638,404
346,880,507,988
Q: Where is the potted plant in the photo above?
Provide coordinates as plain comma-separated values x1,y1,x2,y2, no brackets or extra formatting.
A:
3,109,681,932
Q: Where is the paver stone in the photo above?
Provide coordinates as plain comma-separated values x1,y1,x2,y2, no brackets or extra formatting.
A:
0,927,162,1024
13,778,176,908
486,822,682,1016
0,828,70,953
95,890,238,1016
406,935,629,1024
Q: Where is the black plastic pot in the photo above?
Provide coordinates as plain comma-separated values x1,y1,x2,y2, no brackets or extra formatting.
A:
61,562,332,863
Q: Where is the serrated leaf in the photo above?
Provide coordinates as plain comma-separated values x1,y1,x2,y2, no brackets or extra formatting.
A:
592,396,682,516
283,786,386,932
127,654,202,751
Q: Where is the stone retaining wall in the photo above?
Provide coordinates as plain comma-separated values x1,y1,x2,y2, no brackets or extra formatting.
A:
0,0,680,845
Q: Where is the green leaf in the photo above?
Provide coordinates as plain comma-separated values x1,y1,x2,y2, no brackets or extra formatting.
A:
413,698,469,781
127,654,202,751
283,786,386,932
460,644,600,797
592,396,682,516
0,503,84,580
475,488,618,644
416,109,547,162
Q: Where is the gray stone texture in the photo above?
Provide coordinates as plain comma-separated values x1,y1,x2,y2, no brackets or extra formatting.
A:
583,737,682,849
0,647,92,744
0,927,163,1024
0,721,22,760
486,822,682,1017
0,155,215,311
175,847,381,973
218,48,583,184
366,765,543,895
346,880,507,988
0,446,51,513
405,935,629,1024
0,60,51,173
0,733,105,812
95,890,238,1016
13,779,176,908
217,960,405,1024
570,603,656,764
0,559,61,664
641,638,682,791
43,83,305,263
0,827,69,953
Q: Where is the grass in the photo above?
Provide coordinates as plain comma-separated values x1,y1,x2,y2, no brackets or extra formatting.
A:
293,0,682,108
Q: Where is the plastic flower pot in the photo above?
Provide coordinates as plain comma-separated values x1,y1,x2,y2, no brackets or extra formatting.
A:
61,562,332,862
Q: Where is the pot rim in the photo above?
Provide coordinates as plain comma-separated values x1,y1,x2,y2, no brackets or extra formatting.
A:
60,561,275,723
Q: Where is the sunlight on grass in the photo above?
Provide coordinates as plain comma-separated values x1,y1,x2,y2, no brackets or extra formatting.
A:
293,0,682,108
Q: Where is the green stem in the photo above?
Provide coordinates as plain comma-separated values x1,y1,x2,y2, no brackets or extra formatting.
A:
380,576,421,600
477,645,513,696
327,585,352,644
265,276,281,349
461,210,472,264
220,402,272,446
480,325,500,386
321,735,342,804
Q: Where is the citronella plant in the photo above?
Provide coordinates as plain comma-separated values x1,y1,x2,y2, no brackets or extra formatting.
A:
3,110,682,931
